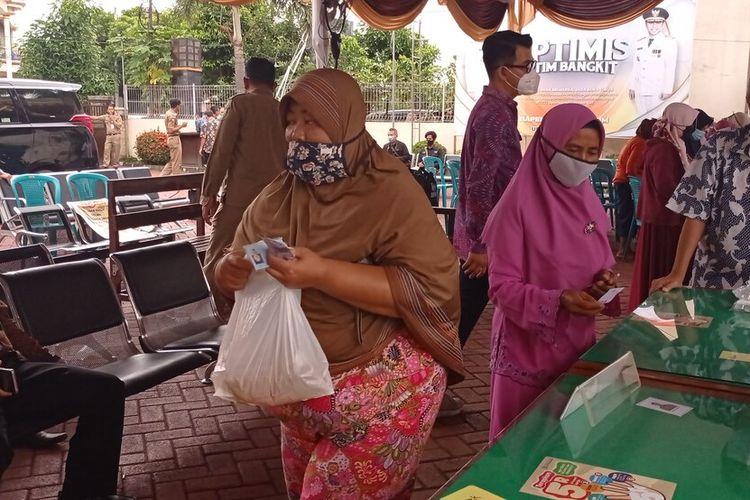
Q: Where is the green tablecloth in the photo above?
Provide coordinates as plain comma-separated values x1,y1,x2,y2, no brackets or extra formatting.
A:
440,374,750,499
580,288,750,388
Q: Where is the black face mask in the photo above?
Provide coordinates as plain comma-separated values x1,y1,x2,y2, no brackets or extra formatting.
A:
426,139,434,146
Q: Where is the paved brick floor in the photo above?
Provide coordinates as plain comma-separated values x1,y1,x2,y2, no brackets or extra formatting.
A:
0,246,634,499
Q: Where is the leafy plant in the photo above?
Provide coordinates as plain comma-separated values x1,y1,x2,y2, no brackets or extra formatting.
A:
136,131,170,165
18,0,116,96
411,140,447,154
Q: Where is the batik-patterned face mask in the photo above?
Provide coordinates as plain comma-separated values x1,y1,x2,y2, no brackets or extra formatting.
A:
286,140,348,185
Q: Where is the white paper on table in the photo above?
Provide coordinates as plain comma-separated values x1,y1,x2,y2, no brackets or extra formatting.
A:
637,396,693,417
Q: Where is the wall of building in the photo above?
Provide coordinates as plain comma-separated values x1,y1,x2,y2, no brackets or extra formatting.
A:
688,0,750,118
364,122,458,153
124,119,458,157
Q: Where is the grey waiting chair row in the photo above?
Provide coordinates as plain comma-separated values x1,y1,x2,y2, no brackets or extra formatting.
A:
0,240,223,392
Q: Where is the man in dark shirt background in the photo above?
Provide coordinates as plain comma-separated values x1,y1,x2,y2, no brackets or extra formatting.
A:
441,31,539,417
419,131,447,163
382,128,411,166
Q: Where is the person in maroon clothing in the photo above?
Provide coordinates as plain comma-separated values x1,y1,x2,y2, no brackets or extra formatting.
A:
629,103,698,311
446,31,539,417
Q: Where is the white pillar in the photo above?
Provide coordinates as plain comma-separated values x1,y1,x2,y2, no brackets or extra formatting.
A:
311,0,328,68
3,17,12,79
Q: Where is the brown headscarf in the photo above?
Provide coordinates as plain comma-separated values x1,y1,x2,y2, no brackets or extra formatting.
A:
231,69,464,383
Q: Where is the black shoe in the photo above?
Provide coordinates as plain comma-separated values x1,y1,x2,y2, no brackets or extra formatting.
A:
14,431,68,449
437,395,464,418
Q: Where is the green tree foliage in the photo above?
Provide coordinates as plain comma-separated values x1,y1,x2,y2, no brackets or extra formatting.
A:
18,0,116,95
107,7,190,86
102,1,307,87
179,1,307,85
339,27,442,84
19,0,447,96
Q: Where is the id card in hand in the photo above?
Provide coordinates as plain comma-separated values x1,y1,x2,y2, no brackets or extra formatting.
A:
598,287,624,304
244,241,269,271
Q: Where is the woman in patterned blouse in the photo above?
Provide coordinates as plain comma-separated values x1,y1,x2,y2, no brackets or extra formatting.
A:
651,102,750,292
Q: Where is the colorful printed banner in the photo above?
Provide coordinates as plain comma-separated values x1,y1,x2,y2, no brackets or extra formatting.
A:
455,0,696,137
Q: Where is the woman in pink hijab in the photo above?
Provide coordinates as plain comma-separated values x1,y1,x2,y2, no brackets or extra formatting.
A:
482,103,620,441
629,102,699,310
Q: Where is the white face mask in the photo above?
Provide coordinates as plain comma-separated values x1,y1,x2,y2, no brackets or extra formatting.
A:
503,67,540,96
549,151,598,187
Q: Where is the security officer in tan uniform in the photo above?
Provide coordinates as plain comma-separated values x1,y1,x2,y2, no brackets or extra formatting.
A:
629,7,678,115
201,57,286,318
93,102,123,167
161,98,187,176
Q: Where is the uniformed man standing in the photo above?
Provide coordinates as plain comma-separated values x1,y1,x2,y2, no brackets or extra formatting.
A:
201,57,286,318
93,102,123,167
629,7,678,115
161,98,187,176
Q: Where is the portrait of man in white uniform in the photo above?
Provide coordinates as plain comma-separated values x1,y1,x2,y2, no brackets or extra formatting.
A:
629,7,678,115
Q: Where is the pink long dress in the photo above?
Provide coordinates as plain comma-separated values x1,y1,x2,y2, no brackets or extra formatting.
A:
481,103,620,441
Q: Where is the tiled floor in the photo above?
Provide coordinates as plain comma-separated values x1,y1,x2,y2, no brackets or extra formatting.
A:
0,242,635,499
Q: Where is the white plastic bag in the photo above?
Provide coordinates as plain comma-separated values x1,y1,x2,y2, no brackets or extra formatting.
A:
213,271,334,406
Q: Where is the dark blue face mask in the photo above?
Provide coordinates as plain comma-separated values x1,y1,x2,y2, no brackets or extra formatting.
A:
285,128,367,185
286,140,348,185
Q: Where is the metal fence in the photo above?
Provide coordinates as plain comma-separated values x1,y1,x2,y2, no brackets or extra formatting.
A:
125,84,238,120
361,82,454,123
125,82,455,122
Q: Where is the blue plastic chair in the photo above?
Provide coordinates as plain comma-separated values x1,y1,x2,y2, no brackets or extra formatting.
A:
446,159,460,208
624,176,641,258
590,167,616,226
10,174,62,208
423,155,448,206
67,172,109,201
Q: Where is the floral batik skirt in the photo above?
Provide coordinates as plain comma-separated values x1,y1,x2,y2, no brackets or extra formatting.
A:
264,334,447,499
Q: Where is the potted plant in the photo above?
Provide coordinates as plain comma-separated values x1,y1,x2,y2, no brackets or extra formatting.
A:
135,130,170,172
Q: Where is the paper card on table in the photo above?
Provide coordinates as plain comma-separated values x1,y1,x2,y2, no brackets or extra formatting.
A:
719,350,750,363
637,397,693,417
632,307,713,328
598,287,624,304
441,485,506,500
244,241,269,271
520,456,676,500
685,299,695,318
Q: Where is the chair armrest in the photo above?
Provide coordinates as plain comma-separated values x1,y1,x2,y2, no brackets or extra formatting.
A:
14,230,49,246
3,196,27,207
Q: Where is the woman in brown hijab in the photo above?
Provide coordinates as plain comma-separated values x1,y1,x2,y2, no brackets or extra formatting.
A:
214,69,464,499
